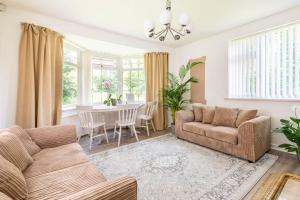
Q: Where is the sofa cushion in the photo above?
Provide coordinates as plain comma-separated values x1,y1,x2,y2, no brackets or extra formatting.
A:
0,192,13,200
7,126,41,156
24,143,88,178
202,106,215,124
206,126,238,145
183,122,215,135
236,109,258,127
26,162,106,200
212,107,239,128
0,155,27,200
193,106,203,122
0,131,33,171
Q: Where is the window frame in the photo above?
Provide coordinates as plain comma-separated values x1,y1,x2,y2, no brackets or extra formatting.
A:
227,21,300,101
62,42,82,110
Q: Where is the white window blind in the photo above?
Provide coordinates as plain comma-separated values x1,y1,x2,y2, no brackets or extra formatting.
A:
229,22,300,99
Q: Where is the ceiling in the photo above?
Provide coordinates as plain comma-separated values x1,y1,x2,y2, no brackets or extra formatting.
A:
4,0,300,46
66,34,146,56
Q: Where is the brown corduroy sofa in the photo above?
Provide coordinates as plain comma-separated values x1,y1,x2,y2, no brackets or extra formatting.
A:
175,106,271,162
1,125,137,200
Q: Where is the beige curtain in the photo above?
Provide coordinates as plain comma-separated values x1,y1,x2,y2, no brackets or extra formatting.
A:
16,23,63,128
144,52,168,131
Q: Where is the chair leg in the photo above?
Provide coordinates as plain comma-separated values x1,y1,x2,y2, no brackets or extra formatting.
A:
77,128,82,142
113,123,117,139
104,125,109,143
146,121,150,136
118,126,122,147
132,125,139,142
89,129,93,151
151,120,156,132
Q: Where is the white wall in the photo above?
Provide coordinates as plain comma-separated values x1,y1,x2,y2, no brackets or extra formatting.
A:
173,6,300,149
0,7,175,128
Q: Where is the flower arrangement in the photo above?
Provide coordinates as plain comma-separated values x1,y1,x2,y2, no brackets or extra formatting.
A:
102,80,111,92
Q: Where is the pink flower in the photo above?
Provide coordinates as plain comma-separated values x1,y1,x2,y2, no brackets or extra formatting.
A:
102,80,111,90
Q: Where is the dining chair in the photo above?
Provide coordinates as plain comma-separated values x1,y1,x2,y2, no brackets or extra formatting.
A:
138,101,157,136
113,105,139,147
76,106,109,150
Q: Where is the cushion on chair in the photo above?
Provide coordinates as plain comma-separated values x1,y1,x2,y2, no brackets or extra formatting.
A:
205,126,238,145
212,107,239,128
0,131,33,171
24,143,88,178
193,106,203,122
7,126,41,156
26,163,106,200
0,155,27,200
183,122,215,135
235,109,258,127
202,106,215,124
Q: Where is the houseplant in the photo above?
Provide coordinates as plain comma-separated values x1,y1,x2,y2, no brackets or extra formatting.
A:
274,107,300,161
162,61,200,129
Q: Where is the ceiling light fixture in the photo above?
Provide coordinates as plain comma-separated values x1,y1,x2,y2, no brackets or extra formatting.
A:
144,0,192,42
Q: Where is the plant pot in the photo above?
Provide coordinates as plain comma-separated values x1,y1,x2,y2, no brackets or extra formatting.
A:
111,99,117,106
297,152,300,162
171,123,175,135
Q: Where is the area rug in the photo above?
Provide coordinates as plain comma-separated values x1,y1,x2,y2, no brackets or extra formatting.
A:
89,134,278,200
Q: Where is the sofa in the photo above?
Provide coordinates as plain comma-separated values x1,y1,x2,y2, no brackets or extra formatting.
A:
0,125,137,200
175,106,271,162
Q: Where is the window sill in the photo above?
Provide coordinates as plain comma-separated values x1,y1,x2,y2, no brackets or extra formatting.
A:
224,97,300,102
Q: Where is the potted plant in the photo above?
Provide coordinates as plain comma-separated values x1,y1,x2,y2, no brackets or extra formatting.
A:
274,107,300,162
162,61,200,134
117,95,123,104
104,94,112,106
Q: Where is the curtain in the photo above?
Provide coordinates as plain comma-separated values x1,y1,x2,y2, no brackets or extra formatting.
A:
16,23,63,128
144,52,168,131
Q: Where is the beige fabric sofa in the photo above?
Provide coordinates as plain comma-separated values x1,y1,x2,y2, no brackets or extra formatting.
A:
175,106,271,162
1,125,137,200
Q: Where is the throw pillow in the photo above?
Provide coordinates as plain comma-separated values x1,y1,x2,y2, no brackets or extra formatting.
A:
235,109,258,127
193,106,203,122
0,155,27,200
8,126,41,156
0,131,33,171
202,106,215,124
212,106,239,127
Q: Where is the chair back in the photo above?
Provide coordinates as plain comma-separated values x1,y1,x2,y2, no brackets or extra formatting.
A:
77,110,93,129
145,101,157,117
117,104,139,124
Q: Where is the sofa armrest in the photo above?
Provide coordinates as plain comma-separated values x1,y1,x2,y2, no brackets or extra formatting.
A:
175,110,194,137
26,125,77,149
238,116,271,162
60,176,137,200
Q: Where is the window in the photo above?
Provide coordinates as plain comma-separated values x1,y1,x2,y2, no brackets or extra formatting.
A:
122,57,145,102
229,22,300,99
91,58,118,104
63,46,80,107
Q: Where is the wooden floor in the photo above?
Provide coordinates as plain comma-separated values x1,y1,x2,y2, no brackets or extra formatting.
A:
79,130,300,199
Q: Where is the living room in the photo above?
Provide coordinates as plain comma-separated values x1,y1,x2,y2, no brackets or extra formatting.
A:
0,0,300,200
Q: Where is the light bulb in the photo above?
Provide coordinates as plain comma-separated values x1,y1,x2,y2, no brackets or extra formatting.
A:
144,20,155,32
185,24,192,34
160,10,172,25
179,13,190,27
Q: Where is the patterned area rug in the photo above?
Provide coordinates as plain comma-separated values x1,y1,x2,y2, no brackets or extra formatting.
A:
89,134,278,200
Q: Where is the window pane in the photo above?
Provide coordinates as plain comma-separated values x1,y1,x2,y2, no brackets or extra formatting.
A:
92,65,118,104
64,48,78,65
123,69,145,102
63,64,78,105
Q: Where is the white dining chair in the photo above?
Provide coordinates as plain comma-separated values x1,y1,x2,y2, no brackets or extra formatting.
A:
76,106,109,150
138,101,157,136
113,105,139,147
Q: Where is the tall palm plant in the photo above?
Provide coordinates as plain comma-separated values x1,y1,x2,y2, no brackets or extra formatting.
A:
162,61,200,123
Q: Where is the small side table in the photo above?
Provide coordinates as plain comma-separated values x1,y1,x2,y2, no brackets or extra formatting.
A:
251,173,300,200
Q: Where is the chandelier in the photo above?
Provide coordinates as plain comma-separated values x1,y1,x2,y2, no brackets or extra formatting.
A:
144,0,192,42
